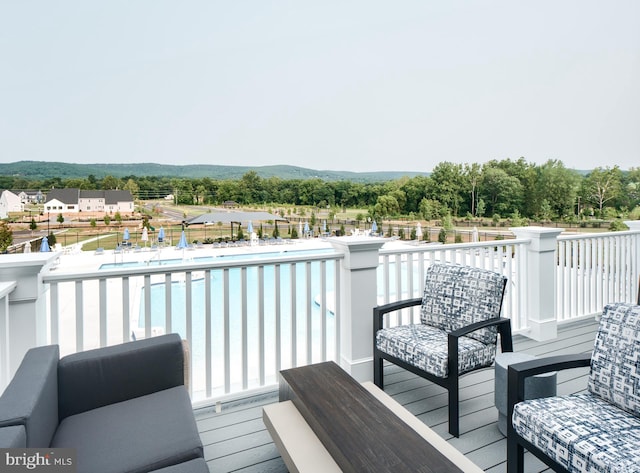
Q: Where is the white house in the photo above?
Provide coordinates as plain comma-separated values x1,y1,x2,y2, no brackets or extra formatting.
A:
45,189,134,214
44,189,80,213
0,190,23,219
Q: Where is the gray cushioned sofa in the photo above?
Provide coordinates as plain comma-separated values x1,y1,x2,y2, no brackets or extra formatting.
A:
0,334,209,473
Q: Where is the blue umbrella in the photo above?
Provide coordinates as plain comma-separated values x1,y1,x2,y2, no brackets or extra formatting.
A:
40,236,50,252
177,231,188,249
123,227,130,241
371,220,378,234
158,227,165,242
247,221,253,233
304,221,310,234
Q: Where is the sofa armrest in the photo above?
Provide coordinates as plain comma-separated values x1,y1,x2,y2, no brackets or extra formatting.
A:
0,426,26,448
58,333,185,420
0,345,59,447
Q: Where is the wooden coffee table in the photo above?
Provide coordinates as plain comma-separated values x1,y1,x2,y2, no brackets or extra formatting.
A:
263,361,482,473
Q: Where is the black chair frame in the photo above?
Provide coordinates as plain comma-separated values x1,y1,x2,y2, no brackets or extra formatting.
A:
373,282,513,438
506,353,592,473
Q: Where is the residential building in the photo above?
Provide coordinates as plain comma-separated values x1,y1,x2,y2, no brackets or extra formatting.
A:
0,190,22,219
45,189,134,214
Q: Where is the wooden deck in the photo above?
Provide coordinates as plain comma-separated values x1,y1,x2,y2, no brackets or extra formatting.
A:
195,318,598,472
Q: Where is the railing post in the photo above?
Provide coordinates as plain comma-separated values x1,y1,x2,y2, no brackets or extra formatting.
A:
510,226,563,341
0,253,58,384
624,221,640,302
329,237,385,382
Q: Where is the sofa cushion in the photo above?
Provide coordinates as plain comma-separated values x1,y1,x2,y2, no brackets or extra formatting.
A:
376,324,496,377
0,345,59,447
588,303,640,416
0,426,26,448
512,392,640,473
150,458,209,473
51,386,203,473
58,333,185,420
420,264,505,345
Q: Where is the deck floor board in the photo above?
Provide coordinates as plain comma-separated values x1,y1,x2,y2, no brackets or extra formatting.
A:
196,318,598,472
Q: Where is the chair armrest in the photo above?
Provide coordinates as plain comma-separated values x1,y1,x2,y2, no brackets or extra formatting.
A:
373,297,422,332
506,352,591,437
0,346,59,447
450,317,513,352
58,333,185,420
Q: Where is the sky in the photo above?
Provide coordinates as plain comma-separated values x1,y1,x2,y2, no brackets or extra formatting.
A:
1,1,639,173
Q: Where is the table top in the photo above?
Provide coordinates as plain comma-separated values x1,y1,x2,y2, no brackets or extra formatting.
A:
279,361,465,473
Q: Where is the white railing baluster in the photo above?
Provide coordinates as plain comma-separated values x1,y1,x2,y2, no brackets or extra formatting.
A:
240,267,247,390
50,282,59,345
258,265,265,386
275,264,282,373
223,268,230,394
305,261,312,364
75,280,83,352
205,269,212,398
122,277,129,343
99,278,107,347
144,274,151,339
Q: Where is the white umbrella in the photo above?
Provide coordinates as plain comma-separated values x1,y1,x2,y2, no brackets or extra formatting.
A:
24,242,31,253
472,226,479,243
141,227,149,247
416,222,423,240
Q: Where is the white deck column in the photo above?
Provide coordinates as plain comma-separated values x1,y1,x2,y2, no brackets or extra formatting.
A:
329,237,385,382
624,221,640,302
0,253,58,384
511,227,563,341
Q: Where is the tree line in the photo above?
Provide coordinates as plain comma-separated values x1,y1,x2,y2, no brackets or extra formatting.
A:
2,158,639,223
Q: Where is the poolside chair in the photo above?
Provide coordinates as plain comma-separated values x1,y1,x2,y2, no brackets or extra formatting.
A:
374,263,512,437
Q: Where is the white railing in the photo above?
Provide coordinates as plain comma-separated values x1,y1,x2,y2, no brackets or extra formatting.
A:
378,239,530,332
3,226,639,401
557,231,639,321
42,251,342,402
0,280,18,391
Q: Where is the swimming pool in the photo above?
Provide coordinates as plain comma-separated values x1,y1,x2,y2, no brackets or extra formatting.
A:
100,248,335,270
135,256,338,399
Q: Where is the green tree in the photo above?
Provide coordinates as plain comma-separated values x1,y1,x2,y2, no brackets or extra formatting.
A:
0,221,13,252
427,162,465,216
480,167,523,216
90,218,97,228
123,179,140,199
582,166,623,216
463,163,482,216
114,212,122,225
104,215,111,226
29,217,37,232
535,160,579,219
56,213,65,227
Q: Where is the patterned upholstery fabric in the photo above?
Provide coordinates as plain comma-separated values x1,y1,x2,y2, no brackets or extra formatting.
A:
420,263,506,344
512,392,640,473
376,324,497,378
588,303,640,416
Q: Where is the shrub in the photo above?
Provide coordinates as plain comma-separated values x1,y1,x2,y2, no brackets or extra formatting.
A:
438,228,447,244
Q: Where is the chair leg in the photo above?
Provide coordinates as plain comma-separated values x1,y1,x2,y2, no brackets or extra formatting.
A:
373,352,383,388
506,433,524,473
448,378,459,437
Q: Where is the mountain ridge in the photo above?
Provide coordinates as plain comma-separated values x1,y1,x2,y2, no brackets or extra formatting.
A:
0,161,428,182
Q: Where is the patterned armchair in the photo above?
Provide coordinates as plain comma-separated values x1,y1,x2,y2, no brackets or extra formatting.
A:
374,263,512,437
507,303,640,473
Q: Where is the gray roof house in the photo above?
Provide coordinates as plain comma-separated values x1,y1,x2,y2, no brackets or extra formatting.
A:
45,189,134,214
